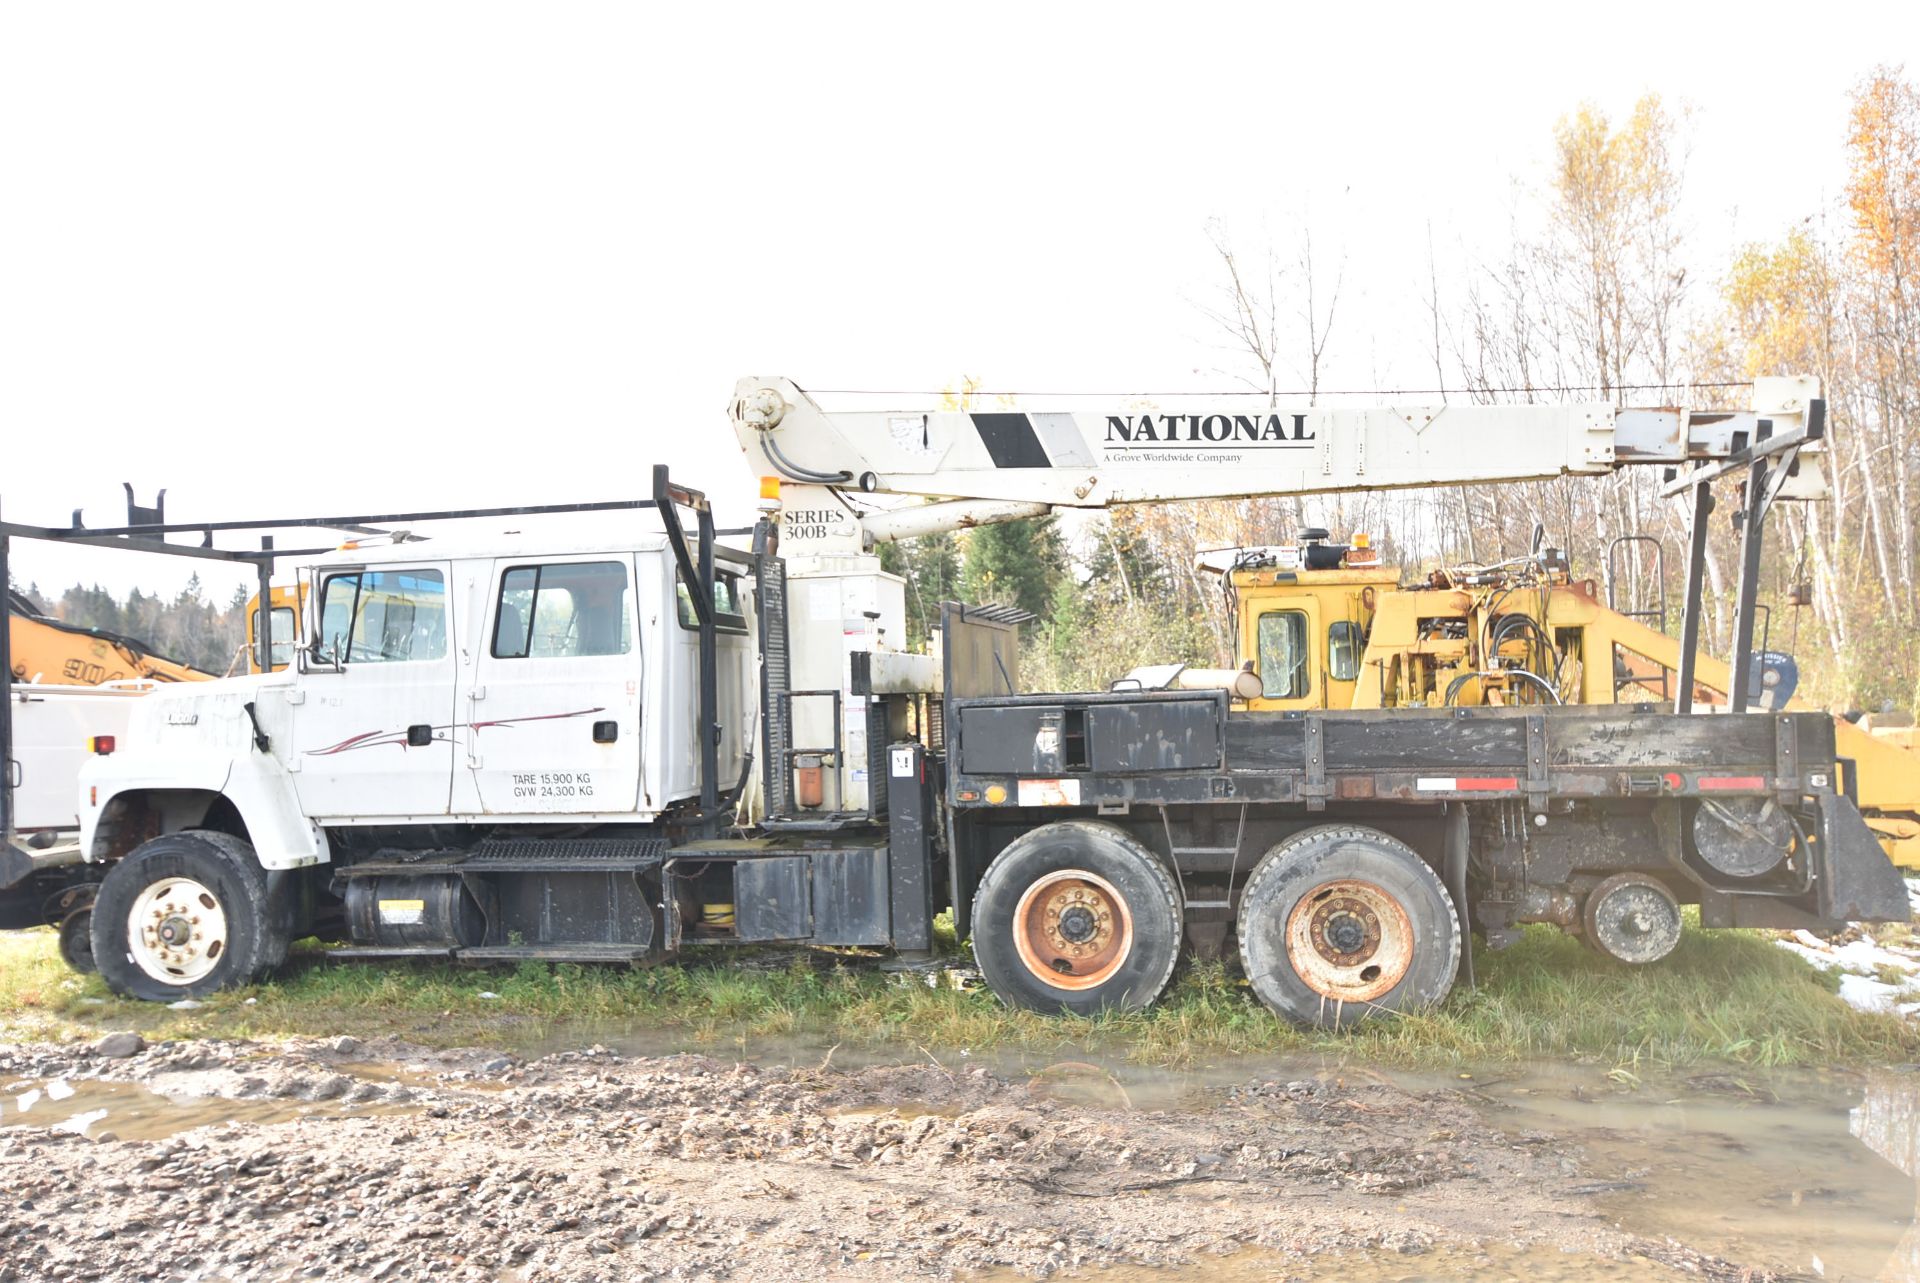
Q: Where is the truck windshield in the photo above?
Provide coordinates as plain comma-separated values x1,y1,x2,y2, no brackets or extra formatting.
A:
1257,611,1309,698
317,570,448,664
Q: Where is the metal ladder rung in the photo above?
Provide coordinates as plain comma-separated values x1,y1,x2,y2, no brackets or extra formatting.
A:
1183,899,1232,910
1171,846,1238,856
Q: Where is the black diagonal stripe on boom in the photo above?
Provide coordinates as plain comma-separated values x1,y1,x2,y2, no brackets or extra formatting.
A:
971,413,1050,468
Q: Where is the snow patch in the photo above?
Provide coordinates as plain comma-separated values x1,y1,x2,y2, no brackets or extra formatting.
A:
1773,879,1920,1016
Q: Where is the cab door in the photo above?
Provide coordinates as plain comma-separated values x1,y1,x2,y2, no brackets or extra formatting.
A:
290,563,456,818
464,557,642,814
1246,598,1324,710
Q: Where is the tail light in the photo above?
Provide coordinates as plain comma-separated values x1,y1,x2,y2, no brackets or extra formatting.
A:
89,735,116,755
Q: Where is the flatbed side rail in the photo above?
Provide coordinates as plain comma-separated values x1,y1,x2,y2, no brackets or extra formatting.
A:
945,696,1839,812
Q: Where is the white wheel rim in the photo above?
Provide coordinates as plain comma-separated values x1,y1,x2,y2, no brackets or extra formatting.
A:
127,877,229,986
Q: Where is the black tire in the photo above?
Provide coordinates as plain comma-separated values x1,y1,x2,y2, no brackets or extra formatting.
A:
58,909,97,974
1236,824,1459,1029
91,830,290,1001
972,820,1183,1016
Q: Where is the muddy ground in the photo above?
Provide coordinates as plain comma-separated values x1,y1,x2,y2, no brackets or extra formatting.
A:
0,1036,1790,1282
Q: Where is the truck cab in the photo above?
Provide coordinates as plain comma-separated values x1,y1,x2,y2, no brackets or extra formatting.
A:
62,516,758,998
87,529,755,844
1210,535,1398,712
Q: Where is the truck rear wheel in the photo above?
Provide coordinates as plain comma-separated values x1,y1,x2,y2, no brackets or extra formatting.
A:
1236,825,1459,1029
91,831,290,1001
972,820,1182,1015
58,908,97,974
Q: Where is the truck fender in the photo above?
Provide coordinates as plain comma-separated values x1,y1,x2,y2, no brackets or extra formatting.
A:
79,750,329,871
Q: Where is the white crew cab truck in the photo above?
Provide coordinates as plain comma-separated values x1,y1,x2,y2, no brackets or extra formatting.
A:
45,472,775,999
3,384,1909,1024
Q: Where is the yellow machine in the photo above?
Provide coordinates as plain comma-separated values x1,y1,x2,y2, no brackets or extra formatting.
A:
11,582,309,685
6,591,212,686
239,583,305,674
1213,534,1920,868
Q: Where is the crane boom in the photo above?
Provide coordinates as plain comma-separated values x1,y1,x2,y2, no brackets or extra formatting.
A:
726,372,1829,813
730,375,1825,543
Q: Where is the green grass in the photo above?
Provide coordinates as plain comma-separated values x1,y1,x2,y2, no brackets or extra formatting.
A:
3,924,1915,1070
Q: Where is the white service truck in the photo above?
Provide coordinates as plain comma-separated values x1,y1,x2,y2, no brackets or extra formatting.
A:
0,385,1906,1024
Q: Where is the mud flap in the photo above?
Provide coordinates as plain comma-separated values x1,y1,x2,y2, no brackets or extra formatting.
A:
1815,795,1910,924
1443,802,1474,986
0,841,48,929
0,840,32,890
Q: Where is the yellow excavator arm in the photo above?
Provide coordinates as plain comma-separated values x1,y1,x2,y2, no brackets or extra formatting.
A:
1568,594,1920,865
6,591,212,686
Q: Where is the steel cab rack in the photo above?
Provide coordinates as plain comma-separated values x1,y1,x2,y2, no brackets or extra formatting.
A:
0,465,742,874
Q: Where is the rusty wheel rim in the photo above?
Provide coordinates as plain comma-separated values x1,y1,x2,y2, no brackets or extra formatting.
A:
1012,869,1134,991
1283,879,1413,1004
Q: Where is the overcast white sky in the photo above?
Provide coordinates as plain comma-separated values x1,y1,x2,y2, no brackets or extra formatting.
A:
2,2,1907,602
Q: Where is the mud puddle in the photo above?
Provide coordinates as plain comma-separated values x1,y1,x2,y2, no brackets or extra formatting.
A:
969,1241,1714,1280
4,1035,1919,1281
4,1076,419,1141
1438,1063,1918,1281
335,1058,511,1092
446,1023,1920,1278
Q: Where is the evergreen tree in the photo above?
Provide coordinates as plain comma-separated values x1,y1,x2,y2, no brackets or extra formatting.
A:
961,516,1067,623
39,579,247,674
877,531,962,650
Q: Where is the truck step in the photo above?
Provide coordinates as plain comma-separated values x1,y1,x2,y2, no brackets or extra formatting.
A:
1170,847,1239,857
455,945,655,963
759,812,875,832
326,944,657,964
469,837,669,870
339,837,671,878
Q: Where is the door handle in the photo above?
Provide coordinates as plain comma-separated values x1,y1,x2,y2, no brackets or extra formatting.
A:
406,724,434,748
592,720,619,744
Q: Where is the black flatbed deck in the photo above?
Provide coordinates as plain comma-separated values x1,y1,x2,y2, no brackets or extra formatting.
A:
947,691,1832,810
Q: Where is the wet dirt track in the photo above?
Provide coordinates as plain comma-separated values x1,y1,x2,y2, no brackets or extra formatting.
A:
0,1036,1914,1281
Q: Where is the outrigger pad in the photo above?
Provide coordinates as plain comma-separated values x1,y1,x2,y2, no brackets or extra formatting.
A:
1815,795,1911,924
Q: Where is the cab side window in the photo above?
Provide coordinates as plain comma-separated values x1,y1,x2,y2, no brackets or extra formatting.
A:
1257,610,1309,698
493,561,632,659
676,569,748,633
1327,620,1361,682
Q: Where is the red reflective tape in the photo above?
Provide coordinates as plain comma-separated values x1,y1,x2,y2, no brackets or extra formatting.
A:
1454,776,1519,791
1698,775,1766,791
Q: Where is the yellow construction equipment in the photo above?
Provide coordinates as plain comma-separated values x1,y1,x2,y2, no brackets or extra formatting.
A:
237,583,305,674
6,590,212,686
1213,535,1920,868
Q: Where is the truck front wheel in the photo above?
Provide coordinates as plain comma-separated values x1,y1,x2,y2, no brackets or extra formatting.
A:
1236,825,1459,1029
91,831,290,1001
972,820,1183,1015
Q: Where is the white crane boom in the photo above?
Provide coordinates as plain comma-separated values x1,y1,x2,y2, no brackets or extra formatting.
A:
728,373,1827,802
729,375,1825,549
